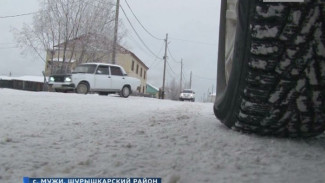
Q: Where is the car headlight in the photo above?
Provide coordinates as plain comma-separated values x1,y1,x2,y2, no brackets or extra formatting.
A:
64,77,72,82
49,77,55,82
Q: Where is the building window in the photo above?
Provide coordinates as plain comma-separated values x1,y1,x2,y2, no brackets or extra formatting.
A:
136,64,139,74
131,60,135,71
140,68,143,77
144,70,146,79
143,86,145,93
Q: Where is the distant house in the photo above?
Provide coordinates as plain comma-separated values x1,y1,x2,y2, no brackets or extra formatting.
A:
208,93,216,103
146,83,159,98
44,34,149,94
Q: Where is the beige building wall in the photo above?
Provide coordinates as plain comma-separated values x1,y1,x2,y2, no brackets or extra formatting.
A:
116,52,148,94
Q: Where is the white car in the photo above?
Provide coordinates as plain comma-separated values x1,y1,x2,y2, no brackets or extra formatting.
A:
179,89,195,102
48,63,141,98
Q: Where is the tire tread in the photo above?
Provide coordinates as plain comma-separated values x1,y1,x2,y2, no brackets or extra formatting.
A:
233,0,325,137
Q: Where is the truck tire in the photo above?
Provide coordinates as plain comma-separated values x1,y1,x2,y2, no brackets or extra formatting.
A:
214,0,325,137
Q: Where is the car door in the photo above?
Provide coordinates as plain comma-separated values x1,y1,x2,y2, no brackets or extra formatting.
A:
93,65,112,90
109,66,125,90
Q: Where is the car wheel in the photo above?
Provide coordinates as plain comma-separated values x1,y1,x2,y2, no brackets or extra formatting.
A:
121,86,131,98
76,82,89,94
214,0,325,137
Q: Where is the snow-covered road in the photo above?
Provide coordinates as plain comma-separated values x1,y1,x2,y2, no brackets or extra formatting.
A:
0,89,324,183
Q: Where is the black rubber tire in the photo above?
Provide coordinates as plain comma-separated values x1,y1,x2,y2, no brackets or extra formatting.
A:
121,86,131,98
214,0,325,137
76,82,89,94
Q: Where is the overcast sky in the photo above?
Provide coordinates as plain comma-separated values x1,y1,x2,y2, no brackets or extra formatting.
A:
0,0,221,101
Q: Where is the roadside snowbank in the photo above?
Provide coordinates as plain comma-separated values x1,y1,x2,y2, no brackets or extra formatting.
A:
0,89,324,183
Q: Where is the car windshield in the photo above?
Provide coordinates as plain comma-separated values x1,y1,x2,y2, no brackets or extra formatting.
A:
182,90,194,93
72,65,97,74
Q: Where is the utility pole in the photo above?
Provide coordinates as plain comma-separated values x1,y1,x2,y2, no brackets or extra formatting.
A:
111,0,120,64
180,59,183,92
162,33,168,99
189,71,192,89
211,85,214,102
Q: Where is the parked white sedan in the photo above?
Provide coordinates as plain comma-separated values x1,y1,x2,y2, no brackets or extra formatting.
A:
48,63,141,98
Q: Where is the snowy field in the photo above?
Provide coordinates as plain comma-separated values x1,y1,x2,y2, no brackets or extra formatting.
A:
0,89,325,183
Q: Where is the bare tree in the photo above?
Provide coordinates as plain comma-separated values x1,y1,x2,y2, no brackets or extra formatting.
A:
13,0,120,74
166,78,179,100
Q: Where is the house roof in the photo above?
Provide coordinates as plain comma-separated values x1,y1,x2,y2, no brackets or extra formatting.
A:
146,83,159,91
118,46,149,70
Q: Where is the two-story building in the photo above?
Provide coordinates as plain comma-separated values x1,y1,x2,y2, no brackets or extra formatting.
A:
116,47,148,94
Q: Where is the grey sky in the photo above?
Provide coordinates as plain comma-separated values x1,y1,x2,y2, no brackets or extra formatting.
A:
0,0,221,101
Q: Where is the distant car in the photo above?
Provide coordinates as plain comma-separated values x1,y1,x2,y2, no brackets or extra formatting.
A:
48,63,141,98
179,89,195,102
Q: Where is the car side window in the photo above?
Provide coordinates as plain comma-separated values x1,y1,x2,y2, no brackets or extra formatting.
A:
110,66,123,76
96,65,109,75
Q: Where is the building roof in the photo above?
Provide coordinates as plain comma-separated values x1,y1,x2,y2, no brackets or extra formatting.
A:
147,83,159,91
118,46,149,70
53,34,149,70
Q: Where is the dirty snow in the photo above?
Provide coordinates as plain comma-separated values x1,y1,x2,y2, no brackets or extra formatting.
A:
0,76,45,83
0,89,325,183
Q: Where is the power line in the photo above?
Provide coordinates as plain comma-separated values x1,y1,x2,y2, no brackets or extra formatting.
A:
124,21,164,65
0,12,37,19
0,42,16,45
124,0,163,41
169,37,217,46
166,61,177,76
192,73,215,81
149,43,165,68
0,46,19,49
167,47,181,64
120,5,162,60
126,30,153,57
182,72,187,82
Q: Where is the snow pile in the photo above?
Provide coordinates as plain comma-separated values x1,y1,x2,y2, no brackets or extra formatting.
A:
0,75,46,83
0,89,324,183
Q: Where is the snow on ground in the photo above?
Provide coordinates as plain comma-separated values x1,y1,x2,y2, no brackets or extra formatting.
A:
0,89,325,183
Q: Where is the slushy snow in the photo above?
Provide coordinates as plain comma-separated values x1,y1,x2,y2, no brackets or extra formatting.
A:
0,89,324,183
